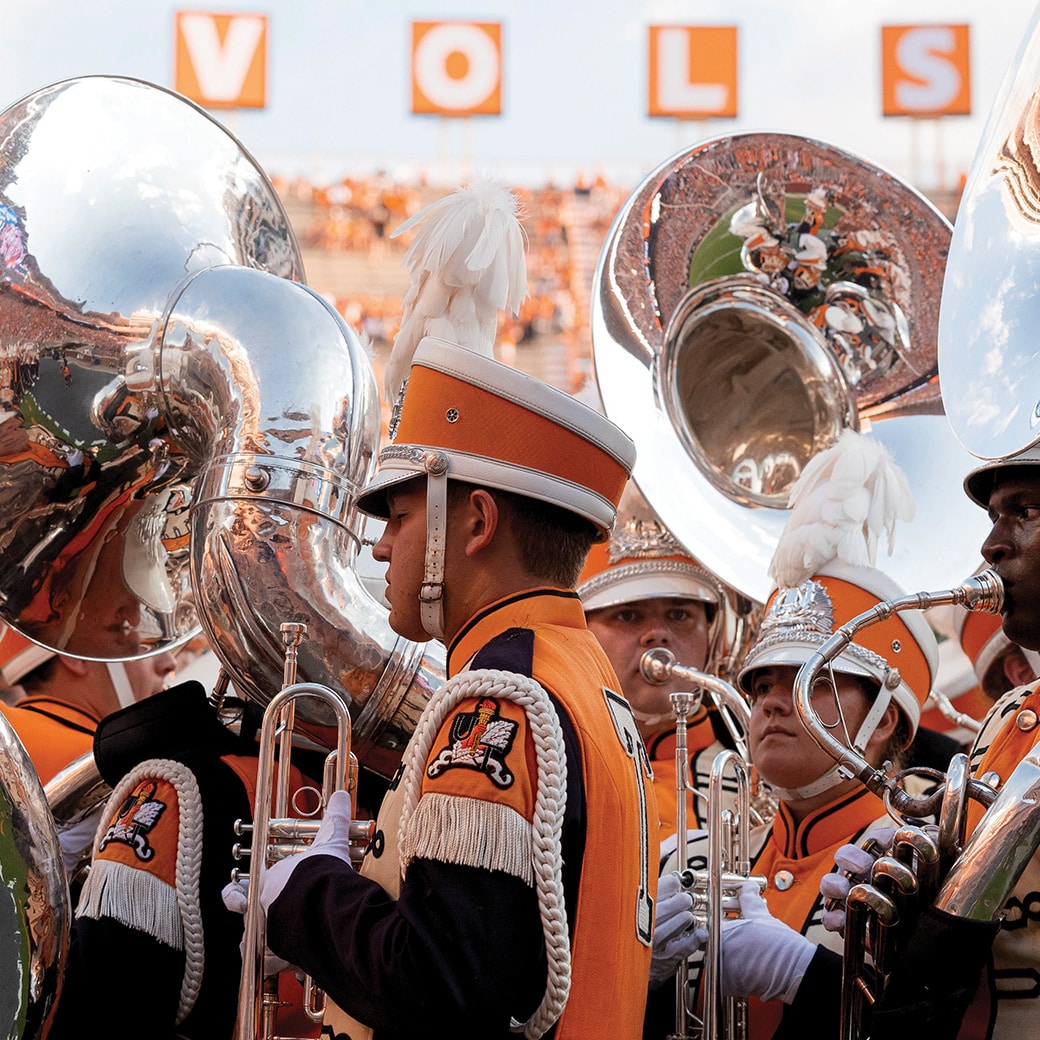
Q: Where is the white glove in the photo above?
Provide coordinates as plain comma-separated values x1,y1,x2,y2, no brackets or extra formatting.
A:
651,871,708,986
720,881,816,1003
260,789,356,914
220,877,293,975
819,827,896,936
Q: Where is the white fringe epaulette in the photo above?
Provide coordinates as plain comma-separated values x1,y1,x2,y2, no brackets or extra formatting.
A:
76,758,205,1025
404,792,534,883
384,177,529,405
769,428,914,589
397,667,569,1040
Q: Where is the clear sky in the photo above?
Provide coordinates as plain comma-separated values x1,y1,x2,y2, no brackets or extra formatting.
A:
3,0,1038,194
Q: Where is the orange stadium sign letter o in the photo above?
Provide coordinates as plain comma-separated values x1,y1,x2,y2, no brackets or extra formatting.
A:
411,21,502,116
881,24,971,117
175,10,268,109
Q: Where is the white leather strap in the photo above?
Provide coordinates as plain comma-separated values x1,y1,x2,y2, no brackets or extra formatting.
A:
420,451,449,640
771,682,895,802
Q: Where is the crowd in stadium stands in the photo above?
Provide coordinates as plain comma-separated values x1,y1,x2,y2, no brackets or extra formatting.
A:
269,172,628,385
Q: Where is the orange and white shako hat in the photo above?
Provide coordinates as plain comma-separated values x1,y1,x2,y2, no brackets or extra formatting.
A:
0,625,55,686
738,558,937,739
577,483,723,613
357,337,634,538
956,607,1009,690
737,429,937,798
357,179,635,639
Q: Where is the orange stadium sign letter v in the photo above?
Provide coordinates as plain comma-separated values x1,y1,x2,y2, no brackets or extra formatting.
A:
175,10,268,109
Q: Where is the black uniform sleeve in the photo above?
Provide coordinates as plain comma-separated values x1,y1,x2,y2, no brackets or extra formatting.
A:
49,754,254,1040
267,853,545,1035
774,945,843,1040
866,906,998,1040
50,918,186,1039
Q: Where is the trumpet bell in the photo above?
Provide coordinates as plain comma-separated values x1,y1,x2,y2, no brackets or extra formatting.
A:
938,7,1040,461
592,131,990,602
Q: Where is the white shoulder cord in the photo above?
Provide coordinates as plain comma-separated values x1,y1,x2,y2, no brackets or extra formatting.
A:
83,757,205,1023
398,668,570,1039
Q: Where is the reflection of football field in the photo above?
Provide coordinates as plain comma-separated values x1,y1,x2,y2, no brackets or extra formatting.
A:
26,357,113,449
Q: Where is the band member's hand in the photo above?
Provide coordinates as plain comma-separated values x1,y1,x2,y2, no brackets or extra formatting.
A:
221,878,294,974
819,826,896,935
260,790,356,914
650,871,707,986
720,881,815,1003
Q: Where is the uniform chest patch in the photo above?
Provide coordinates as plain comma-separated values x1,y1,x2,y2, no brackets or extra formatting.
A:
99,778,168,862
427,697,519,788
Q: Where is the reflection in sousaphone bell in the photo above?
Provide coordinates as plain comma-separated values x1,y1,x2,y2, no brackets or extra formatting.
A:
591,132,990,604
939,5,1040,462
0,75,304,662
0,707,69,1040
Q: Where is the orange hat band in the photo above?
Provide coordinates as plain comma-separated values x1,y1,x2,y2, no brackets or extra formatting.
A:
821,577,932,706
394,364,630,511
960,609,1004,663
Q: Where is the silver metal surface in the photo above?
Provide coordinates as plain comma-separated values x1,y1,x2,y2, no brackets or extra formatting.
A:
0,74,444,772
591,131,989,603
0,75,303,660
160,264,444,762
43,751,111,898
938,6,1040,461
0,709,69,1040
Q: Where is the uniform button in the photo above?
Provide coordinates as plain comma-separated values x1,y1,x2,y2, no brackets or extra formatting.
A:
774,870,794,890
1016,709,1039,732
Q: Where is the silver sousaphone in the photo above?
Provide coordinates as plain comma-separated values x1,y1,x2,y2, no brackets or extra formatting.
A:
0,74,302,661
0,74,443,757
938,5,1040,463
0,75,447,1037
591,132,991,604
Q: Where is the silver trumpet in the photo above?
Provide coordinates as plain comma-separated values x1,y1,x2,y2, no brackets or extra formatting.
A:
792,568,1040,1039
233,623,376,1040
671,749,767,1040
648,654,766,1040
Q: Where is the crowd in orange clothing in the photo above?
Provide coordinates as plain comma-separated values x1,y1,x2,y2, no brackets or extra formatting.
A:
271,172,628,369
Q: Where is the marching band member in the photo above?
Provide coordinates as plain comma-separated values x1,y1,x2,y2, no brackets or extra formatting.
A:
650,430,940,1040
260,181,656,1039
828,446,1040,1040
0,624,175,784
47,665,334,1040
577,486,742,847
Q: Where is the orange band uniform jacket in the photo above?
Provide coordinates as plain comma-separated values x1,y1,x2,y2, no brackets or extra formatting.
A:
659,787,893,1040
267,588,657,1039
963,679,1040,1040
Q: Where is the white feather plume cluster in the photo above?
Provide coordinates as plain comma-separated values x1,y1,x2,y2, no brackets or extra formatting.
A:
768,428,915,590
383,177,529,404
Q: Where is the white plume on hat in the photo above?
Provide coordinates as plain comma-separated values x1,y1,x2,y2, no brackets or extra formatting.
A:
768,428,914,589
384,177,529,405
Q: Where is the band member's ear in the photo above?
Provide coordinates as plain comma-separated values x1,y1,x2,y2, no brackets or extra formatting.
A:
56,655,89,677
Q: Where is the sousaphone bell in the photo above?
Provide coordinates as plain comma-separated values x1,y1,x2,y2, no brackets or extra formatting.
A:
591,132,990,603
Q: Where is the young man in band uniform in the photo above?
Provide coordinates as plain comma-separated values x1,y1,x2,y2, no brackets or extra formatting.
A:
260,184,657,1039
